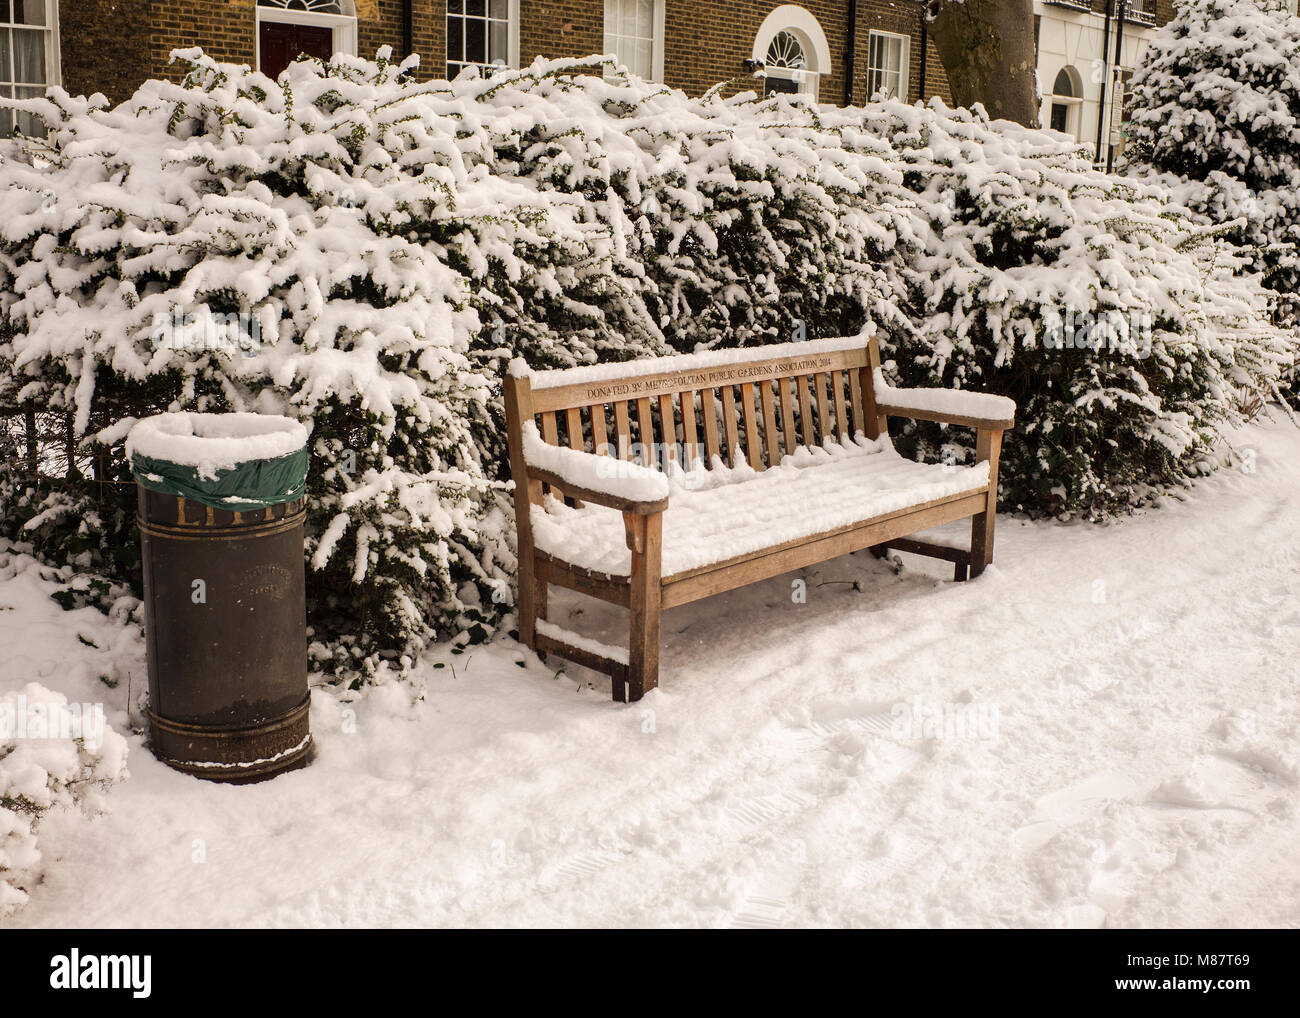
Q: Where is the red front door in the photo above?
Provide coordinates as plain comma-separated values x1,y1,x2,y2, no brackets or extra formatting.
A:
259,20,334,79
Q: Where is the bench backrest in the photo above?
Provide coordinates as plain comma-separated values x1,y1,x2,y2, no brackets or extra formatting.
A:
506,334,887,477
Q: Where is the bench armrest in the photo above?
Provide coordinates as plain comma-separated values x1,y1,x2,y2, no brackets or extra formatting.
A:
873,369,1016,429
521,422,669,514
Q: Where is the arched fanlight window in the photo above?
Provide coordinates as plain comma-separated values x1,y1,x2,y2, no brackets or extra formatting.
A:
765,31,806,70
751,6,830,100
255,0,357,80
1052,68,1076,99
259,1,346,12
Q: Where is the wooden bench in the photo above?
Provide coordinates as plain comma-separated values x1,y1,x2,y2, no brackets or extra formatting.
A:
503,333,1016,703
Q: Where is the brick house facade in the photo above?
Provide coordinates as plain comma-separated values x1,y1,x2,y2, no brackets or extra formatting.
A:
47,1,951,108
9,1,1183,165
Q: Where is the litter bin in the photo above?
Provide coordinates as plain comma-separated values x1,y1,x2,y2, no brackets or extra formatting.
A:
127,412,312,782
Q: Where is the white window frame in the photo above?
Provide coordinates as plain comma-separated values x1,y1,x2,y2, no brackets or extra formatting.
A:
603,0,665,82
1046,64,1083,140
866,29,910,101
1048,95,1082,138
254,1,359,76
751,4,832,101
446,0,521,79
0,0,60,135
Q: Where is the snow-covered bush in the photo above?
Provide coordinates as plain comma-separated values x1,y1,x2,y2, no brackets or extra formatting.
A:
1,682,128,918
0,48,1290,682
1125,0,1300,333
471,70,1291,517
597,85,916,355
451,66,919,479
854,100,1291,517
455,66,915,370
0,50,519,681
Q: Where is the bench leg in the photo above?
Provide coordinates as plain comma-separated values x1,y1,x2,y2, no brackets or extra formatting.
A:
517,554,548,649
969,427,1003,579
533,558,549,632
625,512,663,702
969,507,994,578
517,554,538,649
628,591,660,701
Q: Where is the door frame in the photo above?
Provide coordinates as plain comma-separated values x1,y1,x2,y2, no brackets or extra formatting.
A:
254,4,358,77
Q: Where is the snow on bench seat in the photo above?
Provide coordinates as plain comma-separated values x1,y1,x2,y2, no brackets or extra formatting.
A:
531,435,990,578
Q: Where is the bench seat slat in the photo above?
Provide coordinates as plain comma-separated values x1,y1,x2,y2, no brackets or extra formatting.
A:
721,385,740,467
759,380,780,466
592,402,610,456
701,388,720,465
540,411,559,446
636,397,655,467
680,391,700,468
613,401,632,460
565,407,584,452
741,382,762,470
659,393,677,467
779,376,798,455
848,368,865,439
797,375,816,448
816,372,832,446
833,370,849,442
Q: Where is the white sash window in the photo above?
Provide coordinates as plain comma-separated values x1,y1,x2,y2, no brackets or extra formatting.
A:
0,0,58,136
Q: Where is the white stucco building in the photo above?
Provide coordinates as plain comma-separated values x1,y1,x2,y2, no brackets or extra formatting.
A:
1033,0,1161,168
1035,0,1300,167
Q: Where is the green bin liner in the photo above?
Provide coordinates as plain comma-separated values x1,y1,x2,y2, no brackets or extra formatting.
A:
126,412,309,512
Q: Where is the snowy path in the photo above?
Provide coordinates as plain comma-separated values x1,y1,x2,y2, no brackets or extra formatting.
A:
4,418,1299,928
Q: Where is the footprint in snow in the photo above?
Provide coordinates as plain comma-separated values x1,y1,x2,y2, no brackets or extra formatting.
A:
727,853,807,929
1011,771,1141,852
537,848,624,891
1148,753,1292,819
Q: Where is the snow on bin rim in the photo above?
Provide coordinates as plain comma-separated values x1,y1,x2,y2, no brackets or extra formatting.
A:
126,412,308,478
508,329,876,390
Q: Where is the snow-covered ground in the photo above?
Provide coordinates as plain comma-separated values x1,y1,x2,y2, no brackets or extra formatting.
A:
3,417,1299,929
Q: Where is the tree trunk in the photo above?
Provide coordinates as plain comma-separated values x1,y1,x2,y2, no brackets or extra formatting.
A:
930,0,1040,128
